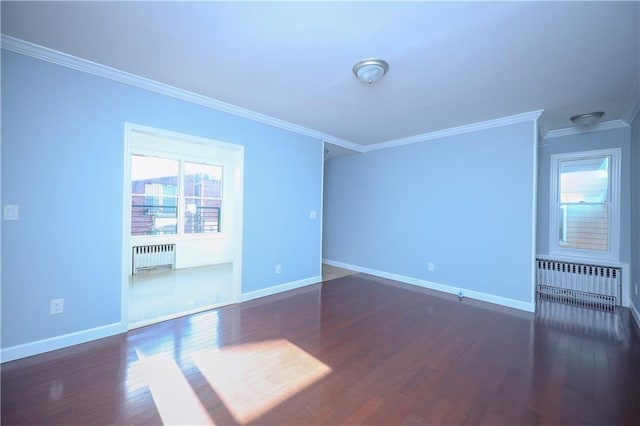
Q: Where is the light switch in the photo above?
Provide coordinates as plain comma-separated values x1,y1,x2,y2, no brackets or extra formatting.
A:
309,210,317,219
3,205,19,221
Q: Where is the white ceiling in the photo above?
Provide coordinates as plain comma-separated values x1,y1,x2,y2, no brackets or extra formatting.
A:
2,1,639,149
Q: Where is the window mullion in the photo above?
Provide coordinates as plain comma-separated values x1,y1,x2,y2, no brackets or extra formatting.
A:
177,159,185,236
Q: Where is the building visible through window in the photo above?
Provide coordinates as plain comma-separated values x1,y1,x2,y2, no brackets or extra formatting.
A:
130,155,222,236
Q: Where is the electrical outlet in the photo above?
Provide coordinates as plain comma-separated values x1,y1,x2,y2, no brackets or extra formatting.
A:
309,210,317,219
3,204,19,221
428,262,435,272
50,298,64,315
275,264,282,274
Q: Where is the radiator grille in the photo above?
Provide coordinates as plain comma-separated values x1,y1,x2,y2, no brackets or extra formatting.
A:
132,244,176,275
536,258,621,311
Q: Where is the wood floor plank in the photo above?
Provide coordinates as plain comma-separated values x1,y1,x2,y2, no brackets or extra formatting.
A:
2,273,639,425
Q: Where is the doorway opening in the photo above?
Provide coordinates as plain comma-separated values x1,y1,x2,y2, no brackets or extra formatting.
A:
321,142,360,281
122,124,243,329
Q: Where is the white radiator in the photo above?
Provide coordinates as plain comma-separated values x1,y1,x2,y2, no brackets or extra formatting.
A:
132,244,176,274
536,258,621,310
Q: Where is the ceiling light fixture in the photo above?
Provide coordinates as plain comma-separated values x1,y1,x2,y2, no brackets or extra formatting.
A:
570,111,605,127
352,59,389,85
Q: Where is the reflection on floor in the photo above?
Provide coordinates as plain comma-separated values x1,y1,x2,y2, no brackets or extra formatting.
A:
535,297,624,341
4,273,640,425
129,263,233,328
322,263,356,281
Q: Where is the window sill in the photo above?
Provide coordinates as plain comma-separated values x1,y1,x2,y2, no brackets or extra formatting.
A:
537,253,622,268
131,233,229,244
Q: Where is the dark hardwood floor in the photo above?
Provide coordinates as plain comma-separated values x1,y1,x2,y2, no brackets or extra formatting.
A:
2,273,640,425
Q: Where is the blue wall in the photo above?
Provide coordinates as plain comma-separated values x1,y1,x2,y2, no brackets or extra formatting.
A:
631,112,640,313
536,127,632,263
1,50,323,348
323,121,537,305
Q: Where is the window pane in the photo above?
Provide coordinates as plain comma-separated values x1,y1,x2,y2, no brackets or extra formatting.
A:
559,156,609,203
184,162,222,198
131,196,178,235
184,198,222,234
558,204,608,251
131,155,178,194
131,155,179,235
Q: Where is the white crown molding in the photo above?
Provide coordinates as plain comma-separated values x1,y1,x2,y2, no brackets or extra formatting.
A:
12,33,632,151
0,35,354,147
364,110,544,152
322,138,366,153
543,119,629,139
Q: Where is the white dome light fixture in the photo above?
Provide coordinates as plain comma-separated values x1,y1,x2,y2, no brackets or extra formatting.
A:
353,58,389,85
570,111,605,127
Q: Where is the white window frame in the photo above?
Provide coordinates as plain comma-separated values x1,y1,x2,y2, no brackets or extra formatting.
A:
122,122,245,329
182,160,224,235
130,151,226,240
549,148,621,262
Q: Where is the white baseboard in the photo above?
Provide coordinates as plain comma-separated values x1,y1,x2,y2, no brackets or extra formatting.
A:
241,275,322,302
0,322,123,363
323,259,535,312
631,301,640,333
1,276,322,364
1,265,633,363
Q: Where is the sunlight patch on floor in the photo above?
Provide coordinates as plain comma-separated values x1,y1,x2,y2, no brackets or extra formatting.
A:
134,348,213,425
192,339,332,424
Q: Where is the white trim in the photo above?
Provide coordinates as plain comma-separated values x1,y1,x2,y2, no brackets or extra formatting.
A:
5,33,636,153
531,120,539,310
2,35,543,153
121,125,133,328
322,259,535,313
548,148,621,262
364,110,544,152
241,276,322,302
0,35,352,147
535,253,625,269
319,141,326,275
0,323,122,363
544,120,629,139
232,149,245,304
322,138,365,153
122,123,245,330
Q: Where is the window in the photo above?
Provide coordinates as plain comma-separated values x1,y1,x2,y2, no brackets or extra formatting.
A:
184,162,223,234
131,155,223,236
131,156,179,235
550,148,620,260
